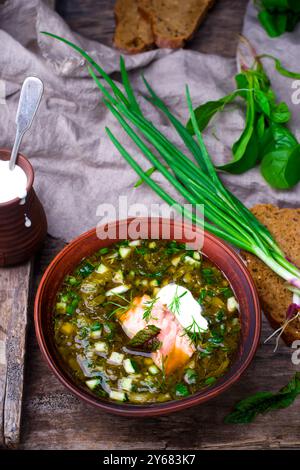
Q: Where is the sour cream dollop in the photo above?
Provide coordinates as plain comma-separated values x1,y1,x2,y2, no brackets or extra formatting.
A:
0,160,27,203
156,283,208,333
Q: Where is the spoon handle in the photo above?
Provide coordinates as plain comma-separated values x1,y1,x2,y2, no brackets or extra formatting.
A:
9,77,43,171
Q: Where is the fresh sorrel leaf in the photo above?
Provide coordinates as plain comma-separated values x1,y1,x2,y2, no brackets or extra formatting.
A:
186,91,239,134
270,102,291,123
271,124,298,148
260,145,300,189
127,325,161,352
256,114,266,140
254,89,271,117
218,76,257,173
225,373,300,424
258,11,283,37
219,129,260,174
235,73,249,95
258,1,300,37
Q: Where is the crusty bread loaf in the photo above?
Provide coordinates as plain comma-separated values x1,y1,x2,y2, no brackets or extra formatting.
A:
114,0,154,54
138,0,215,48
241,204,300,346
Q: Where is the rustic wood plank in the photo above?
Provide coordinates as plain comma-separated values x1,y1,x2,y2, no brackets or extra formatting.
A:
56,0,248,58
0,261,32,448
19,236,300,450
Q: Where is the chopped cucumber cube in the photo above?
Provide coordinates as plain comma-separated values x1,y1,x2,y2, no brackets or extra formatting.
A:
95,263,109,274
105,285,131,296
148,241,156,249
227,296,239,312
109,390,127,402
56,302,67,314
149,279,159,287
193,251,201,260
86,379,101,390
119,377,133,391
66,276,78,285
123,358,137,374
108,351,124,366
94,341,108,353
119,246,132,258
184,255,200,267
128,240,141,247
90,330,102,340
171,255,181,267
148,365,160,375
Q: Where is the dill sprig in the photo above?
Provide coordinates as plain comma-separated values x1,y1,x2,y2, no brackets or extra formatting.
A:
142,297,158,321
41,32,300,301
184,318,205,345
168,287,187,316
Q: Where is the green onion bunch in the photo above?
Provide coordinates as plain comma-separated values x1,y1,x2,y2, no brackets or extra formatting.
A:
42,32,300,300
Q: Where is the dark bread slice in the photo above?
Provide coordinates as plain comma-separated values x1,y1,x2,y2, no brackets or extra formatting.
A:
241,204,300,346
138,0,215,48
114,0,154,54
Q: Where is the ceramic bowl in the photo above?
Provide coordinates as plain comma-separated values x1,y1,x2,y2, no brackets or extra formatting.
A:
34,218,261,416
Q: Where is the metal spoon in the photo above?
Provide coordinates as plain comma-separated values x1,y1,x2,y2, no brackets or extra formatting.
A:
9,77,44,171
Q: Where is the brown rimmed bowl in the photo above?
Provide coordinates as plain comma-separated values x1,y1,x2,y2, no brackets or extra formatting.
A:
34,218,261,417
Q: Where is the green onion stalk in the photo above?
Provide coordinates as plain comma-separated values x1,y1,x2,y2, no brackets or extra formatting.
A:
42,32,300,310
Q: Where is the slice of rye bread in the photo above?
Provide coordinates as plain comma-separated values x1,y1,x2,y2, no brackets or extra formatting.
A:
241,204,300,345
138,0,215,48
114,0,155,53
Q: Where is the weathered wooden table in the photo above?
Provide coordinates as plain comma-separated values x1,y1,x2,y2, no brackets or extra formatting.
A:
2,0,300,450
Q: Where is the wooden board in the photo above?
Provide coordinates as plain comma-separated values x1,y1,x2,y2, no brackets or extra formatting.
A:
0,261,32,448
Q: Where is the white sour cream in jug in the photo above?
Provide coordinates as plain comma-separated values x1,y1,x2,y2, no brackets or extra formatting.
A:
0,160,27,203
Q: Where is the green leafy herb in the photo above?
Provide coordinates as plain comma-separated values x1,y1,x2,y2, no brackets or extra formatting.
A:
175,383,190,397
128,325,161,352
257,1,300,38
91,322,102,331
187,50,300,189
224,373,300,424
78,262,94,278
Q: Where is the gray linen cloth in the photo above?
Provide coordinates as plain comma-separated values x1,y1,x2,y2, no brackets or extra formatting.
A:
0,0,299,241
